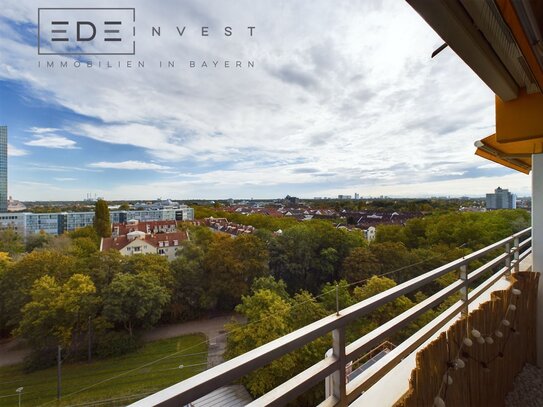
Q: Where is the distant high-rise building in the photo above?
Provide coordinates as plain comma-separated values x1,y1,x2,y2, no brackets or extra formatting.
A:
354,193,360,200
0,126,7,212
486,187,517,209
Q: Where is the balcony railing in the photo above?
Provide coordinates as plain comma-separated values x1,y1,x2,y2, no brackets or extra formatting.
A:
131,227,532,407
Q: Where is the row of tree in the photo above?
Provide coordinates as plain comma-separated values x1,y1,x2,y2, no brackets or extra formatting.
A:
0,208,529,374
222,209,530,404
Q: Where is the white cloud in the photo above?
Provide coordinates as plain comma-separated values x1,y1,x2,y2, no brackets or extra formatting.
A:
25,163,102,172
28,127,60,134
8,144,28,156
0,0,524,199
25,134,78,149
54,177,77,181
88,161,172,170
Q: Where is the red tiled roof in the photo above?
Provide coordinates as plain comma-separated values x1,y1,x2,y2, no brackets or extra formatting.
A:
112,220,177,235
102,235,130,251
145,231,187,248
101,231,187,252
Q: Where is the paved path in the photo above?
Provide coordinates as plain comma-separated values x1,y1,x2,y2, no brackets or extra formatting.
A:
0,338,30,367
144,314,244,368
0,314,243,368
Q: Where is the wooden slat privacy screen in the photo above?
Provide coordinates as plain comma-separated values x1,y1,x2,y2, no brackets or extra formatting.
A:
395,272,538,407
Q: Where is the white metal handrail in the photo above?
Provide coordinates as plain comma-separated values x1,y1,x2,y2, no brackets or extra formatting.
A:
130,227,532,407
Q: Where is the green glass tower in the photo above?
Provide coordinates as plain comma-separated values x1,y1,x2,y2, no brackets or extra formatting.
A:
0,126,7,212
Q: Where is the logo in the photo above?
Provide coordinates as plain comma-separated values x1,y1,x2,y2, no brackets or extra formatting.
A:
38,8,135,55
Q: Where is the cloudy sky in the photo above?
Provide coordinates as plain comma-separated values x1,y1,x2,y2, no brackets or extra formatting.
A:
0,0,531,201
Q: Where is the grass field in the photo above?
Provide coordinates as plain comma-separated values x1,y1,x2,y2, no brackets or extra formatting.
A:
0,334,207,406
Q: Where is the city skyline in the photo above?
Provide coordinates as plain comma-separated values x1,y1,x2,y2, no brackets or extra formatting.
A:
0,0,532,201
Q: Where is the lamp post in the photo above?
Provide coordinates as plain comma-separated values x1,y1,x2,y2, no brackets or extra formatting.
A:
16,387,23,407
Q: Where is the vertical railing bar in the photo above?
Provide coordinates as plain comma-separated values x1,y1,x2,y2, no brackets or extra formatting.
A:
505,241,512,276
514,236,520,273
332,327,347,406
460,264,468,317
336,284,340,316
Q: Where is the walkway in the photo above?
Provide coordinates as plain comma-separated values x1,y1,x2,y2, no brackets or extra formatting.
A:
143,314,243,368
0,338,29,368
0,314,243,368
505,364,543,407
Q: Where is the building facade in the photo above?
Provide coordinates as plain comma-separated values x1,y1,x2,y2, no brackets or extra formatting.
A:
0,207,195,236
0,213,25,234
0,126,7,212
486,187,517,210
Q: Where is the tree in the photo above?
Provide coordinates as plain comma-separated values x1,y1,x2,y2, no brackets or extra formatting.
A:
231,234,270,283
289,290,328,328
353,276,414,333
0,252,12,336
320,280,354,313
203,233,269,310
71,237,100,258
186,225,214,248
16,274,98,357
250,276,290,300
369,242,416,280
0,229,24,256
25,231,52,252
93,199,111,238
269,222,363,294
43,234,73,253
225,289,296,396
226,285,329,405
102,272,170,337
342,246,380,283
123,254,173,290
69,226,100,246
1,250,76,331
81,250,124,294
169,243,210,320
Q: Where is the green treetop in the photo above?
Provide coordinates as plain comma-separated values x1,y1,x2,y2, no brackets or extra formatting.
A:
93,199,111,238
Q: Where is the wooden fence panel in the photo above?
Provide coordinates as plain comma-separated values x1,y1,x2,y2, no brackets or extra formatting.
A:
395,272,538,407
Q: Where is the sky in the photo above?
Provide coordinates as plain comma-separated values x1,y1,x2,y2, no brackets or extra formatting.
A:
0,0,532,201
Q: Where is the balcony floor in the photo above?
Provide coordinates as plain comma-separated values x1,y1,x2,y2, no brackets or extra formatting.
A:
505,364,543,407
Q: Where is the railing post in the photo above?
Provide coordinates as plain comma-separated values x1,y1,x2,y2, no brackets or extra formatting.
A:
532,153,543,368
332,327,347,406
514,237,520,273
505,242,511,277
460,265,468,317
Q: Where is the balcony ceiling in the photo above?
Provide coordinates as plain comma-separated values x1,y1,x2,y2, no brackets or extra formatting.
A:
475,133,534,174
407,0,543,174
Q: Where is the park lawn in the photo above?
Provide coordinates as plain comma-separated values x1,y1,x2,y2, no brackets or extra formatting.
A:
0,334,207,406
